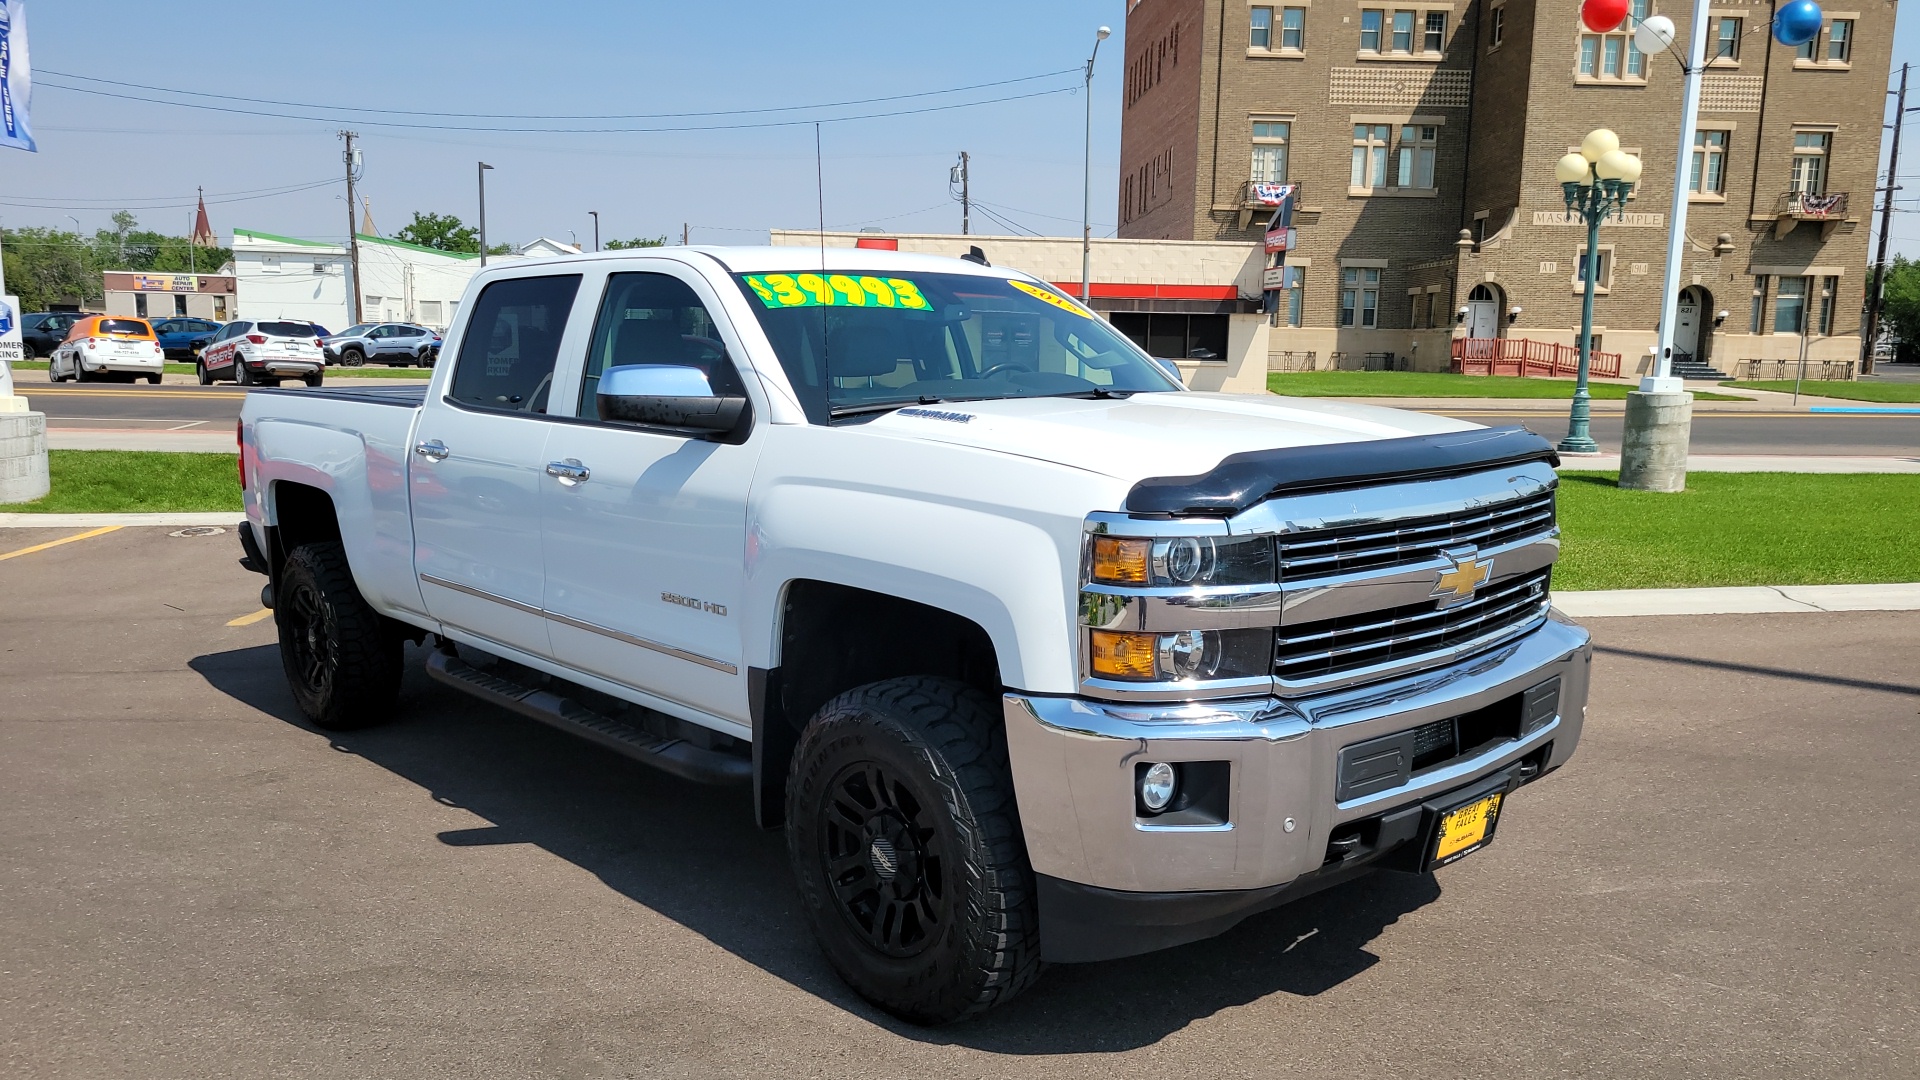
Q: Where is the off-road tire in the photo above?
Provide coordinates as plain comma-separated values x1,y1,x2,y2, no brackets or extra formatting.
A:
275,541,402,730
787,676,1042,1024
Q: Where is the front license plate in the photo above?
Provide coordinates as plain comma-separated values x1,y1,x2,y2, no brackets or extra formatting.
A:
1429,791,1505,869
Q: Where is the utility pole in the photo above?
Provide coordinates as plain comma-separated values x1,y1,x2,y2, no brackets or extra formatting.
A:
951,151,971,235
682,222,690,245
589,210,600,252
477,162,494,266
1863,62,1908,375
341,131,363,325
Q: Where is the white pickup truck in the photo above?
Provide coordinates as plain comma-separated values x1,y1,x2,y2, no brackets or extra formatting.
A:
237,246,1589,1024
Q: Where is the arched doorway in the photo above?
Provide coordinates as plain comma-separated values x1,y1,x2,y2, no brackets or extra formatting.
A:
1465,283,1503,340
1675,285,1713,368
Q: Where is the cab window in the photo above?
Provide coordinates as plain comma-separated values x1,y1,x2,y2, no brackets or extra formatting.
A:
576,271,746,417
448,275,581,415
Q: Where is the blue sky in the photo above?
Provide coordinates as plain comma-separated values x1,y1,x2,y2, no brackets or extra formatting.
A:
3,1,1915,257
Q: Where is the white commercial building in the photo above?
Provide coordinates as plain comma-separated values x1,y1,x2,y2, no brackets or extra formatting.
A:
768,230,1269,393
232,230,583,331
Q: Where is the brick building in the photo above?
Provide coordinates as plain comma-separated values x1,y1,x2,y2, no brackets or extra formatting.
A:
1118,0,1895,376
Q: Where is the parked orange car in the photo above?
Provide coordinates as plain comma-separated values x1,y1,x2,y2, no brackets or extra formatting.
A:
50,315,166,384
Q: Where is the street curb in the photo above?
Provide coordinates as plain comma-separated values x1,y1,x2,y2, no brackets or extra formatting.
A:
1807,406,1920,415
1556,455,1920,473
1555,582,1920,618
0,512,245,528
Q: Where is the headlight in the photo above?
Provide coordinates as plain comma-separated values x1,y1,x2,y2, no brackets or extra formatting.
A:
1089,535,1274,587
1088,628,1272,682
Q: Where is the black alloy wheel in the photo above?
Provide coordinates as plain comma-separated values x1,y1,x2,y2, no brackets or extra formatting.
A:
821,759,948,958
281,576,336,703
275,541,401,730
341,346,365,367
787,677,1042,1024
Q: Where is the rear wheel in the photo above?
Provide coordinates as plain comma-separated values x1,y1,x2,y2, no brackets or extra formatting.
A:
236,360,255,386
276,541,402,730
74,361,92,383
146,373,162,384
786,676,1042,1024
196,361,212,386
304,370,324,388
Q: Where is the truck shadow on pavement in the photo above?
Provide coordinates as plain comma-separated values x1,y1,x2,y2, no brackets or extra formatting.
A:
190,642,1441,1053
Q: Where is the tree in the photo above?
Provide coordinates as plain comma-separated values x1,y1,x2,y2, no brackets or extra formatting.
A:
1,227,104,310
604,236,667,250
1880,256,1920,356
393,211,481,254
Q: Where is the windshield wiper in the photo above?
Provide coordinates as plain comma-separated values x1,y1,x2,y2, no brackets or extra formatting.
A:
828,395,947,420
1042,388,1135,400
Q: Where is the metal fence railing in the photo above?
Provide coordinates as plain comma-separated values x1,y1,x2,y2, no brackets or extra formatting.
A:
1735,358,1856,381
1268,350,1319,372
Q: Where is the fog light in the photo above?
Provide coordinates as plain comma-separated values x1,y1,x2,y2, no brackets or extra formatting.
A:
1139,761,1178,812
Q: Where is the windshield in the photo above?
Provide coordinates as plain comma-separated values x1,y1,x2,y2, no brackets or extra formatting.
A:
336,324,373,337
259,321,318,338
732,270,1182,423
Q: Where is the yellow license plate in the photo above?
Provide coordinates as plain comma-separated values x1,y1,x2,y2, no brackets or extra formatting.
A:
1433,792,1504,864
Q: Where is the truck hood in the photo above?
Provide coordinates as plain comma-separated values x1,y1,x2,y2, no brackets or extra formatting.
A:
858,392,1483,482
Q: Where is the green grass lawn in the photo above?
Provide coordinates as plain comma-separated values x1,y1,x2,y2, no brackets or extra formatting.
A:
8,451,241,514
1269,371,1748,401
1719,379,1920,404
1555,472,1920,590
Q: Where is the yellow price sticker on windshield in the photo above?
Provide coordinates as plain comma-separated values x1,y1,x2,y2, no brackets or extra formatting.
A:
1008,279,1089,317
744,273,932,311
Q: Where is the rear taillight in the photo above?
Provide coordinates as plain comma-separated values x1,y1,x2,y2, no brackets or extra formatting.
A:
84,339,96,350
313,338,324,348
246,334,267,345
237,420,247,489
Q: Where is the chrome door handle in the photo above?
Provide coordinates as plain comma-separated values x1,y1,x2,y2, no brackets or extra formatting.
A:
546,458,590,485
414,439,450,461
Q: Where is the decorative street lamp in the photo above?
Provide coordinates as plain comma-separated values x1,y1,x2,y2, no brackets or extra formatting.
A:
1554,129,1642,454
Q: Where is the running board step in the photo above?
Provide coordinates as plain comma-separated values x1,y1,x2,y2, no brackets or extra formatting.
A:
425,650,752,786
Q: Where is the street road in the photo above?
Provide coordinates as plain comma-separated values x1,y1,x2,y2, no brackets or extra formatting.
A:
16,382,1920,456
2,526,1914,1078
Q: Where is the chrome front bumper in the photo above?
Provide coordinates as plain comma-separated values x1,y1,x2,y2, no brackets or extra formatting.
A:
1004,611,1591,895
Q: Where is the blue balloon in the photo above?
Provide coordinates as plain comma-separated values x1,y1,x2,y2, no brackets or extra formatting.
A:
1773,0,1823,47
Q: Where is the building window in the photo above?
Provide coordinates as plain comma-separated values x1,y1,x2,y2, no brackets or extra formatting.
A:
1574,246,1614,292
420,300,443,325
1410,291,1425,327
1252,120,1291,181
1714,17,1740,59
1790,131,1829,194
1287,269,1305,326
1392,10,1414,51
1251,6,1273,48
1580,0,1648,79
1690,130,1728,194
1341,267,1380,327
1490,6,1504,48
1281,7,1305,49
1827,19,1851,62
1361,9,1383,51
1397,125,1438,189
259,254,282,275
1750,276,1768,334
1351,124,1391,189
134,293,148,318
1774,276,1807,333
1818,276,1838,335
173,294,188,316
1424,11,1446,52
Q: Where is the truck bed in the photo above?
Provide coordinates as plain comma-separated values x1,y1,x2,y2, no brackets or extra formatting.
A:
250,384,429,408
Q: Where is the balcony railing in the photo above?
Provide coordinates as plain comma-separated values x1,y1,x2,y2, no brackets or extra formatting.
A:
1776,191,1849,219
1451,337,1622,379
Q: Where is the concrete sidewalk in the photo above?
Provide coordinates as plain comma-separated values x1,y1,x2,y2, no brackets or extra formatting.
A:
0,511,245,528
1555,582,1920,617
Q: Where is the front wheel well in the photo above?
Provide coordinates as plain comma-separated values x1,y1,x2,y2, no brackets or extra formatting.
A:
751,579,1002,828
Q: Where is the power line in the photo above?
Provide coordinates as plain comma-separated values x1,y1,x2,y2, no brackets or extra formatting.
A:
36,79,1081,134
39,66,1078,121
0,177,337,204
0,179,340,212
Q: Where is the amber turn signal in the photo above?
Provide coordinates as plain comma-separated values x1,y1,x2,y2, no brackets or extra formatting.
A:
1089,630,1159,680
1090,536,1150,585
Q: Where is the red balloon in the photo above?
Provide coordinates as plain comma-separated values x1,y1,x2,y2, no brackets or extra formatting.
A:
1581,0,1630,32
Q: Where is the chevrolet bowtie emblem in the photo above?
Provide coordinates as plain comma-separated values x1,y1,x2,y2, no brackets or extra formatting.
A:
1431,546,1494,607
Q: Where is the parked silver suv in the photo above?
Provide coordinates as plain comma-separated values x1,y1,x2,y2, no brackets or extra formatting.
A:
322,322,441,367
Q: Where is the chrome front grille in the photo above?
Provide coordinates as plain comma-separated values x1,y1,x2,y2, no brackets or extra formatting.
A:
1274,569,1551,684
1276,489,1556,578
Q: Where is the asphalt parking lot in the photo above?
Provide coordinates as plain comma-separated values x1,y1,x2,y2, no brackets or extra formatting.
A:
2,526,1915,1078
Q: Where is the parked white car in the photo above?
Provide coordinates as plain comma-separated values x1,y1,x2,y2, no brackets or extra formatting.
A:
197,320,327,387
49,316,165,384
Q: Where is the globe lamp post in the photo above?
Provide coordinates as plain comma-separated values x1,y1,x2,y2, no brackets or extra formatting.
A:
1554,130,1641,455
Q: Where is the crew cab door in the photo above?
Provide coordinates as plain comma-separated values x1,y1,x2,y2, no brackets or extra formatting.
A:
408,273,584,659
537,266,763,725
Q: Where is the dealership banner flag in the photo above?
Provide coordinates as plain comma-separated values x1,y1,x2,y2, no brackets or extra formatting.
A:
0,1,36,153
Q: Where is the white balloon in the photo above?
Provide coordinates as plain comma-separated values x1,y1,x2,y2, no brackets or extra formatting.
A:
1633,14,1676,55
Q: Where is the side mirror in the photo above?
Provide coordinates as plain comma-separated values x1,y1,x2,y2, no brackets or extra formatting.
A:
596,364,750,439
